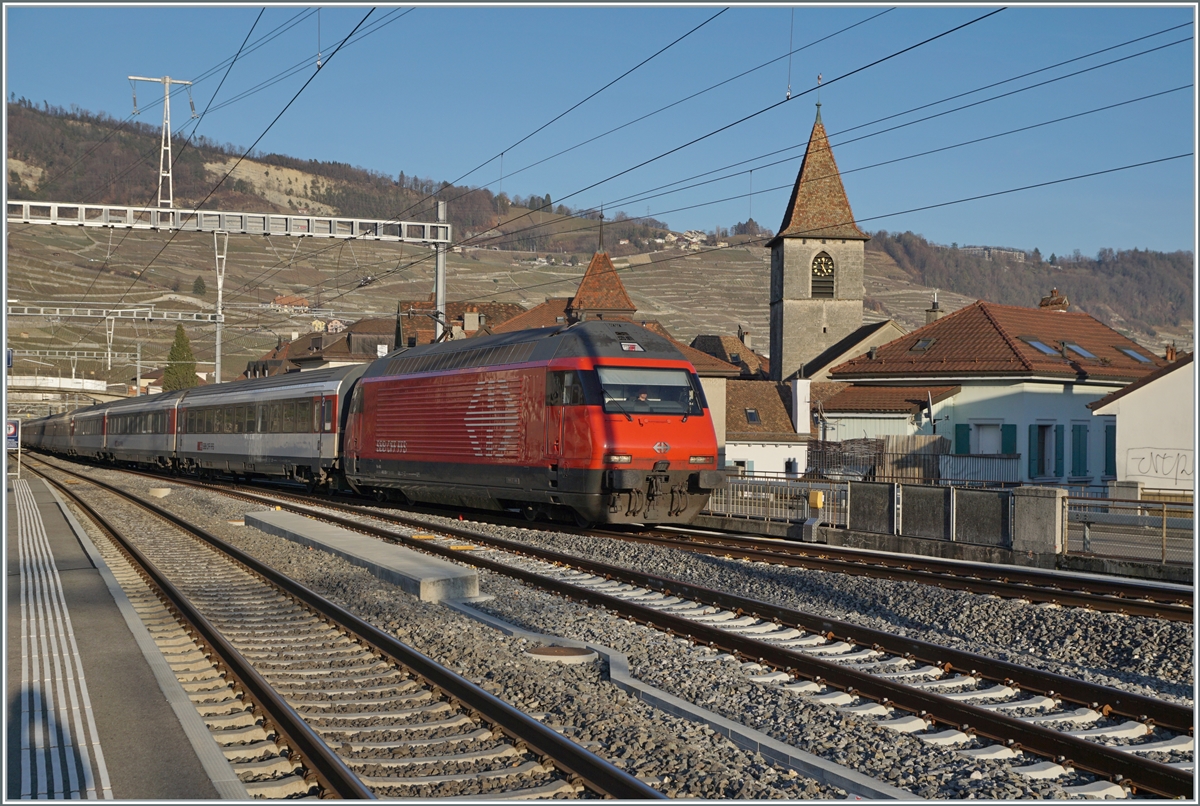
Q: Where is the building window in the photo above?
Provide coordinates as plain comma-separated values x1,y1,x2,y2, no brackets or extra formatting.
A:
1028,423,1064,477
811,252,835,299
1023,338,1058,355
910,337,936,352
977,424,1002,455
1064,342,1095,360
744,408,761,424
1117,347,1152,363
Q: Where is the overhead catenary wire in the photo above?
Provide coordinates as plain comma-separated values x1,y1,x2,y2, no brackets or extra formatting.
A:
72,9,267,311
68,9,376,352
219,7,1002,309
217,6,736,304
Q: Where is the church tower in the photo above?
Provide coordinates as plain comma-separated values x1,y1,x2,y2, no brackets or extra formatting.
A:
768,104,869,381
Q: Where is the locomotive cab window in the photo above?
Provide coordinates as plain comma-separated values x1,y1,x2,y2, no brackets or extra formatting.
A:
595,367,705,416
546,370,598,406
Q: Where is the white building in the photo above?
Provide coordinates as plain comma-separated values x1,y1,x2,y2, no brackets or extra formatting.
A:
825,299,1168,486
1089,352,1194,493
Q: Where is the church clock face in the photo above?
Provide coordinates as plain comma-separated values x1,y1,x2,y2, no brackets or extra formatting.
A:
812,254,834,276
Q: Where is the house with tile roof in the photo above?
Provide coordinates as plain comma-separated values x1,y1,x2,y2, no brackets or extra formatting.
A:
723,380,808,475
820,297,1168,485
690,328,771,379
1089,351,1194,493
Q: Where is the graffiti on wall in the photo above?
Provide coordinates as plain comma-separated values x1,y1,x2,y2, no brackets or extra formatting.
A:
1125,447,1194,488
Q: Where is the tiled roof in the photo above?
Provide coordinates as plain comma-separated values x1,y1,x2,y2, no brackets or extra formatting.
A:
821,384,960,413
490,299,572,333
830,300,1167,382
726,380,804,442
690,335,770,378
1088,352,1193,410
802,320,907,379
808,381,849,437
769,107,869,244
634,322,742,377
569,252,637,314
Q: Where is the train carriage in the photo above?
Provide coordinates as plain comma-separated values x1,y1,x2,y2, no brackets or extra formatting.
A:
175,364,366,487
100,392,185,467
345,320,724,525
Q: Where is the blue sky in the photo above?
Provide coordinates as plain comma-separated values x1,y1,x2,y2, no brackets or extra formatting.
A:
4,3,1196,258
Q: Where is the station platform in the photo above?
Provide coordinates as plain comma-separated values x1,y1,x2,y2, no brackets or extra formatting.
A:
5,472,245,799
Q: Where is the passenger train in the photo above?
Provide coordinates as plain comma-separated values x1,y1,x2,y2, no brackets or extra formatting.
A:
22,321,726,526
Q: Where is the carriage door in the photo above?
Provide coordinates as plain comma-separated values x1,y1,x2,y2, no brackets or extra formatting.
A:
544,372,567,484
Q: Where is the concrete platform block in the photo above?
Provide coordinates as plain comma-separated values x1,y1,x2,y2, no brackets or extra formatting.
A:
244,510,478,601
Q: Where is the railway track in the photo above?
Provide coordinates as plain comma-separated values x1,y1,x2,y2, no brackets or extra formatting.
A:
32,457,1196,797
588,526,1195,622
28,460,662,800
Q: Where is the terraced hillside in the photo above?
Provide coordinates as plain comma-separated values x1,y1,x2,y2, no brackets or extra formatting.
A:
5,223,1185,394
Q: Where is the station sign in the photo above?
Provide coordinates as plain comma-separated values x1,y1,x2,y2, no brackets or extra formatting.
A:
6,419,19,451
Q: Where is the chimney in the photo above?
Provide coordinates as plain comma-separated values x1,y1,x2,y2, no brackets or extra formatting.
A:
1039,287,1069,311
925,290,944,325
1166,342,1177,362
791,378,810,435
737,325,752,351
463,309,480,332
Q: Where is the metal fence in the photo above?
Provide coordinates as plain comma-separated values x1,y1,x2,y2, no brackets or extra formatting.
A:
1063,497,1194,565
806,450,1021,487
703,473,848,526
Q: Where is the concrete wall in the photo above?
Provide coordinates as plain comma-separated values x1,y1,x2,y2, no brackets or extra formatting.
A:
699,376,727,462
1093,361,1194,492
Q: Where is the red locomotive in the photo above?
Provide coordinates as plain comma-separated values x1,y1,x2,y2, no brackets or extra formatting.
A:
344,320,724,525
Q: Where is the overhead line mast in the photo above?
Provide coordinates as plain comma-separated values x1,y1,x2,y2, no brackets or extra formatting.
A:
129,75,198,208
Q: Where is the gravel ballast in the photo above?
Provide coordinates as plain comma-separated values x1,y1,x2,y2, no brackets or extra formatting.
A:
60,468,1195,798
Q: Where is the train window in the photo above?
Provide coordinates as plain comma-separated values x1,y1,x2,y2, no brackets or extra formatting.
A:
595,367,704,416
297,399,313,433
283,401,296,432
268,403,282,433
547,371,598,406
232,406,244,434
224,407,235,434
322,398,333,431
246,406,257,434
203,408,213,434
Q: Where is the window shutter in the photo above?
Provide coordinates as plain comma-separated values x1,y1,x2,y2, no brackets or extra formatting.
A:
1054,424,1065,477
1072,424,1088,476
1028,424,1039,477
1001,424,1016,455
955,423,971,455
1105,424,1117,476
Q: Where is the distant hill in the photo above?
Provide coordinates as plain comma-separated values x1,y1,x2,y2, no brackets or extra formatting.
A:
866,231,1193,334
5,100,675,259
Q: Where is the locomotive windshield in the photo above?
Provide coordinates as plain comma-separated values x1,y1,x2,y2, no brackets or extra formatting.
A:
595,367,705,416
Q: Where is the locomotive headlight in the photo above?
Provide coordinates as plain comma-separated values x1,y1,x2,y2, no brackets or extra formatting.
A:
604,453,633,464
689,455,714,464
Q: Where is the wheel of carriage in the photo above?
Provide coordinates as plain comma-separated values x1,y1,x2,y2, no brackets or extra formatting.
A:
374,489,388,503
572,510,595,529
522,505,539,522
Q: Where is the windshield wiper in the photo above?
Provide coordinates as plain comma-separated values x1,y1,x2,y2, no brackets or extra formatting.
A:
606,394,633,422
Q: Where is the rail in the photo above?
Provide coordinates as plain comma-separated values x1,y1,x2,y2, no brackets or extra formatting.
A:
1063,496,1194,566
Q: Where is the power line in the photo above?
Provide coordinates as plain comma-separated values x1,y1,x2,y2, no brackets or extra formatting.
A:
430,152,1195,309
216,7,731,306
218,7,1004,311
73,10,267,311
86,9,377,328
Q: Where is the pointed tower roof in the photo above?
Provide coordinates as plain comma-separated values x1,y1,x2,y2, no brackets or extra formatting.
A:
769,105,869,245
568,252,637,318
